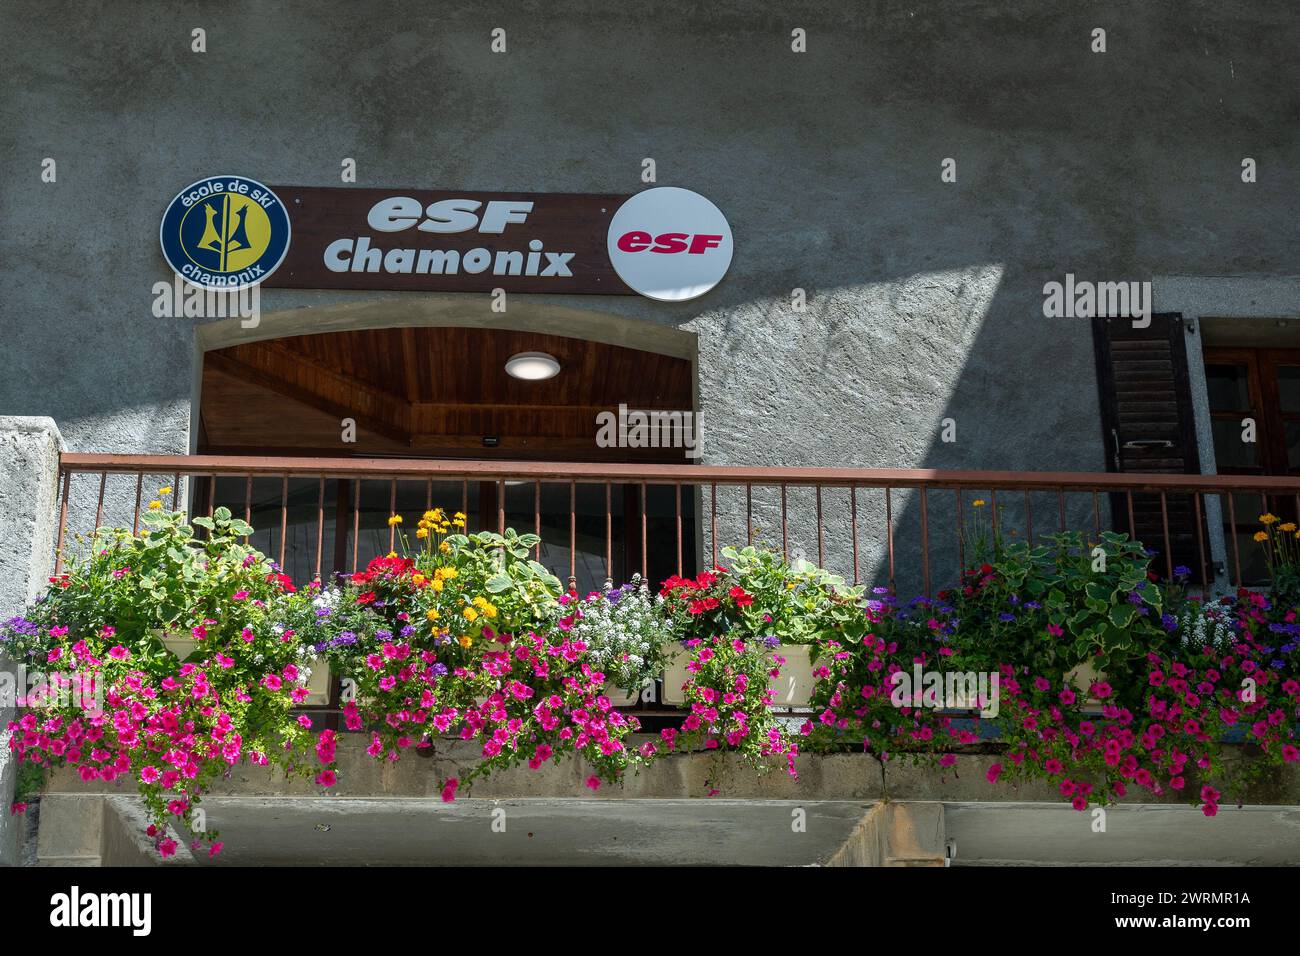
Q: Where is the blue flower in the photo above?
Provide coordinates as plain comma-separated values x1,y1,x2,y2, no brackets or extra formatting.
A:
998,613,1016,622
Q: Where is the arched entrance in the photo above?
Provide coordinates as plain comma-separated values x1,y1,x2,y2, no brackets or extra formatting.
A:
192,303,698,593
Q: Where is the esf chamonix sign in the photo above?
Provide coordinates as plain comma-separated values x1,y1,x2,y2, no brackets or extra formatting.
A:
160,178,732,302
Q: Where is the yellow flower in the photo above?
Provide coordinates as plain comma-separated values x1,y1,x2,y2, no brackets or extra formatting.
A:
426,608,440,621
1281,523,1297,533
463,607,479,622
388,514,403,526
431,579,444,592
1260,513,1278,525
1254,531,1269,542
158,486,172,496
148,500,163,510
416,527,429,539
443,566,458,579
972,499,986,508
411,573,426,586
453,513,466,528
387,551,397,559
439,541,451,554
458,635,473,649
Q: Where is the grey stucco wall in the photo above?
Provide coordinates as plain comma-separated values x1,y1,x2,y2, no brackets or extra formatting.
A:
1,1,1298,591
0,418,64,865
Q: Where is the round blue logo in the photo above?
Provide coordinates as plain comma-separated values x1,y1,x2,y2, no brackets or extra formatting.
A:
160,175,291,289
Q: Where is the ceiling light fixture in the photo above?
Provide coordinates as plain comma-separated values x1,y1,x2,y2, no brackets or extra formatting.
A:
504,351,560,381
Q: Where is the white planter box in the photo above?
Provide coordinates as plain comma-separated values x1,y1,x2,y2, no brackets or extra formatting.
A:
1065,660,1107,714
604,681,647,707
158,631,196,660
661,643,815,707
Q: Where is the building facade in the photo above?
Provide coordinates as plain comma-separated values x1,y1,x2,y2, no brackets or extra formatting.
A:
2,1,1299,866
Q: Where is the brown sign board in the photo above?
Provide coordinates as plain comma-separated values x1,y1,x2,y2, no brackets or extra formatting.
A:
262,186,635,295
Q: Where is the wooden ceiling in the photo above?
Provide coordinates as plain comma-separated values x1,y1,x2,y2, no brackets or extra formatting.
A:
200,327,694,461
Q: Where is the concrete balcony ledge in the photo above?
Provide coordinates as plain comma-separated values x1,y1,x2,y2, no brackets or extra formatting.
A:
27,738,1300,866
38,735,1300,805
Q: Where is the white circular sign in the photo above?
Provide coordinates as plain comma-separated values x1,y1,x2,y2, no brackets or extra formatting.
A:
606,187,733,302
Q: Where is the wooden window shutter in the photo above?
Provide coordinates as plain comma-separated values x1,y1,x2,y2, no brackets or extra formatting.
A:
1092,313,1209,583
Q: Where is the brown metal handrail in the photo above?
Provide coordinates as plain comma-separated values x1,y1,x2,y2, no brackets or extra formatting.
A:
52,453,1300,596
54,453,1300,491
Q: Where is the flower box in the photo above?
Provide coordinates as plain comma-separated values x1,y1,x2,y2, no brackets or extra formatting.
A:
661,643,816,707
156,630,331,706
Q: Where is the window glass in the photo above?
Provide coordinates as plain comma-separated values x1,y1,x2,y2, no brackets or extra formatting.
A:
1204,363,1251,411
1211,417,1258,469
1277,366,1300,412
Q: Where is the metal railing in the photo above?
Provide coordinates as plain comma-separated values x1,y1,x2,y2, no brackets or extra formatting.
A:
51,453,1300,596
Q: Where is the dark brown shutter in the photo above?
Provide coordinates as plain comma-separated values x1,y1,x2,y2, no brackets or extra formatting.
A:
1093,313,1208,583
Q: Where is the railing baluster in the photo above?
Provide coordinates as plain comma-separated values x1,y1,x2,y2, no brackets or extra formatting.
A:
352,478,361,574
990,489,999,538
279,476,289,568
389,479,398,552
1024,490,1033,548
1057,488,1066,533
640,482,648,580
426,478,432,511
94,472,106,534
1159,491,1173,580
605,481,612,584
1227,492,1242,587
746,483,753,546
815,485,824,568
1193,491,1208,598
534,480,542,561
1126,491,1136,543
1092,491,1100,539
885,486,895,594
171,473,180,513
956,489,965,572
132,472,142,535
710,482,717,569
920,485,931,599
315,477,325,583
569,481,577,592
499,479,506,536
461,479,469,526
244,475,253,545
54,470,70,575
850,483,859,585
675,482,683,575
780,484,788,562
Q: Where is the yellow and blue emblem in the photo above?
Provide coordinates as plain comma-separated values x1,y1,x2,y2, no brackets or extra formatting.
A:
160,175,290,289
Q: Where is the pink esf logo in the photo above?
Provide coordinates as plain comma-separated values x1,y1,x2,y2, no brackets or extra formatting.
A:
606,187,733,301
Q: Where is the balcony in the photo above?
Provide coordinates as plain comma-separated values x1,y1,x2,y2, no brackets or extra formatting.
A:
5,437,1299,867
